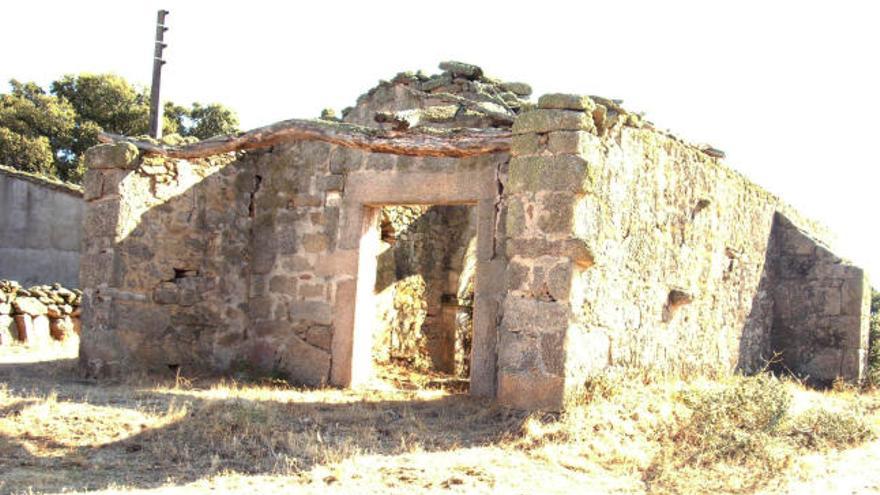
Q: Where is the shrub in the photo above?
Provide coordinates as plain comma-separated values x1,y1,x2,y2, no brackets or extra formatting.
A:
786,407,874,450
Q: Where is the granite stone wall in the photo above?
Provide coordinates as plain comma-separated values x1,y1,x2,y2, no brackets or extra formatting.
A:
77,64,869,410
78,139,507,389
498,93,869,409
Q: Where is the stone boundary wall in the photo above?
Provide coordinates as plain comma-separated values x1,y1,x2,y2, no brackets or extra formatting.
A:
0,280,82,347
0,165,84,288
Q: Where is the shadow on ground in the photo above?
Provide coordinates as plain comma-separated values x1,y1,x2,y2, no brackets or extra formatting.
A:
0,358,530,494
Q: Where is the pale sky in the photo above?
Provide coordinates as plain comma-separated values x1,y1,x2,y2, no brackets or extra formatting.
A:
2,1,878,280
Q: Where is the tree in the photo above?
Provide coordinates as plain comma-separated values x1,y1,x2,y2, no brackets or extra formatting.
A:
0,80,76,177
163,101,240,140
0,73,240,183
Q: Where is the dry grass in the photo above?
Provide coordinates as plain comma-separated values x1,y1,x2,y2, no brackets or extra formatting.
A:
1,350,879,495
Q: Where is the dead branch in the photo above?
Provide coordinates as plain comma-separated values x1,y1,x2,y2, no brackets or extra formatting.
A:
98,118,512,159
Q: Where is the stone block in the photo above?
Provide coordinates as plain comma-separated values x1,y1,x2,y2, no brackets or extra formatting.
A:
83,169,104,200
14,314,32,342
299,283,326,299
547,131,598,155
541,330,566,375
298,141,332,167
546,261,575,301
50,316,75,340
511,134,542,156
247,296,274,322
512,109,595,135
507,238,593,267
820,287,842,316
536,192,577,234
497,372,564,411
329,146,363,173
501,81,532,97
317,174,345,191
269,275,297,294
83,199,120,238
17,315,50,346
302,233,330,253
438,61,483,79
85,142,140,170
501,297,569,336
537,93,596,112
508,155,590,194
366,153,396,171
803,347,844,382
290,300,332,325
305,325,333,350
153,282,180,305
276,335,331,386
315,249,358,277
13,297,47,316
290,194,323,207
840,273,866,316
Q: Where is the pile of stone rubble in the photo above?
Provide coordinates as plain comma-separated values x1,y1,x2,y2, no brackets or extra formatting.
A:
0,279,82,346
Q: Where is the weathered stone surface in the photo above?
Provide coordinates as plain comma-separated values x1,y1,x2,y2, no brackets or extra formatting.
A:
85,143,140,169
512,109,595,135
50,316,75,340
537,93,596,112
13,297,47,316
13,314,31,342
511,133,542,156
317,174,345,191
500,81,532,97
508,155,590,194
275,335,331,386
438,61,483,80
289,301,332,325
329,146,363,173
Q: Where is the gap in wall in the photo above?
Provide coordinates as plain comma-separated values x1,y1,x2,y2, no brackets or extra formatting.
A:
372,204,477,392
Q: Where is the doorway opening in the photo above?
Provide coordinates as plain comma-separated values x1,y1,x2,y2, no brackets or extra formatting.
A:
370,204,477,392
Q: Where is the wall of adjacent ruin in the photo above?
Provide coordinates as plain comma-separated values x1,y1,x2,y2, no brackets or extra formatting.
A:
0,166,83,288
770,214,870,383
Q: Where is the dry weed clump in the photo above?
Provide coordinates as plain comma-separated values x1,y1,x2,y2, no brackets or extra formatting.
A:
514,371,876,495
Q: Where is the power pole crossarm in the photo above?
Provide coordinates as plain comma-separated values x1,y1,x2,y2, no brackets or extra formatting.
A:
148,9,169,139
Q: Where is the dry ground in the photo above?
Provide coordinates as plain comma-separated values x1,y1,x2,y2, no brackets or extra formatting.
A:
1,343,879,495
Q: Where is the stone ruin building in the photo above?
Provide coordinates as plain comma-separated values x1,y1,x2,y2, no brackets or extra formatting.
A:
78,62,870,410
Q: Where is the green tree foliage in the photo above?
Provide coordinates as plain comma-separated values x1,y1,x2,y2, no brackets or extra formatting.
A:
0,73,240,183
867,289,880,387
0,80,76,177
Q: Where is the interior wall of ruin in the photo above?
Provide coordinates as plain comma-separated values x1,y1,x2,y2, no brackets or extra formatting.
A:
373,205,477,376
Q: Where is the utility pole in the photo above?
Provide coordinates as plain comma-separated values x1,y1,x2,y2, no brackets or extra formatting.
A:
148,10,169,139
